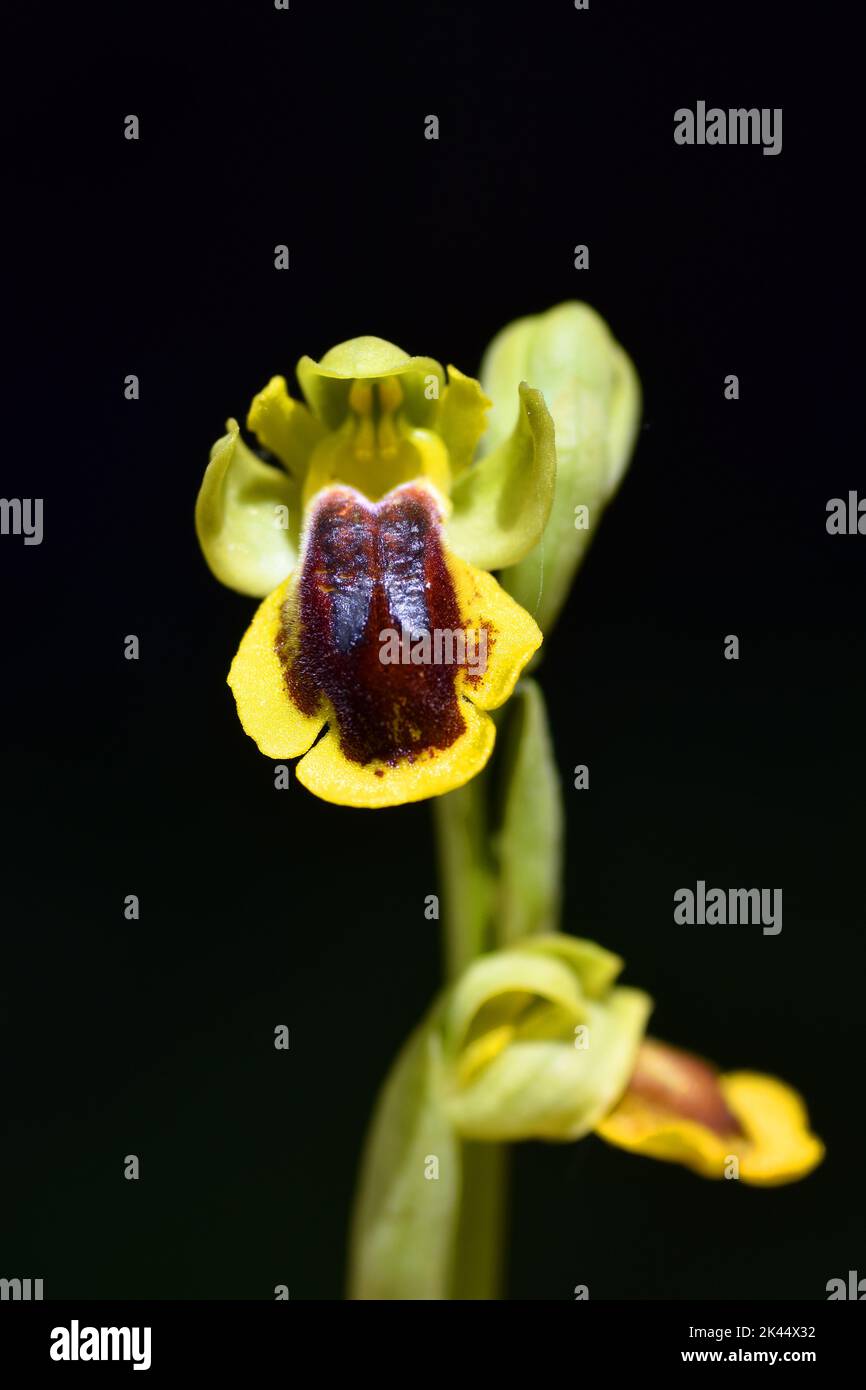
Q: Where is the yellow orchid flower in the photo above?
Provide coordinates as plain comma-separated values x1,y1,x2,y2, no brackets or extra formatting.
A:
196,336,556,807
596,1036,824,1186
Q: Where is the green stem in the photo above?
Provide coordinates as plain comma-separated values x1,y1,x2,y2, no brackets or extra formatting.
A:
450,1142,510,1300
434,776,508,1300
433,778,493,981
349,689,561,1300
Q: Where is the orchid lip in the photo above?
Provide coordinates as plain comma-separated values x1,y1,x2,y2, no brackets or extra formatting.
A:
280,483,473,768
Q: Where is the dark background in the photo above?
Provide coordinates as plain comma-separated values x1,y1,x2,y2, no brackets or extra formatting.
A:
1,1,861,1300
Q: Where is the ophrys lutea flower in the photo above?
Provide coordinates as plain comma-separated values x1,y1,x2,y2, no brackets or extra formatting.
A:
350,934,824,1298
424,938,821,1183
196,336,555,806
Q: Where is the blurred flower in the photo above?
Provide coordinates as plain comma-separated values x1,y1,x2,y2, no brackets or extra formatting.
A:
350,937,824,1298
596,1037,824,1185
349,932,651,1298
441,934,651,1140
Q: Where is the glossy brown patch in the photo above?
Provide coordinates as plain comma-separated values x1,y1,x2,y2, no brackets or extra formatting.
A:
280,485,469,766
628,1039,743,1138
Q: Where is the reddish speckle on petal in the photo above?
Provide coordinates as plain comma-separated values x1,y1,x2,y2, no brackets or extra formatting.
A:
278,485,471,766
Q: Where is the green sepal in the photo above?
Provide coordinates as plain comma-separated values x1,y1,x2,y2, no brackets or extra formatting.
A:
445,382,556,571
494,680,563,944
445,984,652,1142
442,948,588,1060
481,303,641,633
438,933,651,1143
514,933,624,1000
194,420,299,597
348,1018,461,1300
296,336,445,431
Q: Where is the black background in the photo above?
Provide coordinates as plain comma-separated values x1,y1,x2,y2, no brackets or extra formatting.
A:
1,0,862,1300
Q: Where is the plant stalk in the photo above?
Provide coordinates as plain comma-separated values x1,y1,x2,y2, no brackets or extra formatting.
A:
433,775,508,1300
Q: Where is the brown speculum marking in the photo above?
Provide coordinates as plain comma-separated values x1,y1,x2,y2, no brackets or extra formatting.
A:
278,485,469,766
628,1039,744,1138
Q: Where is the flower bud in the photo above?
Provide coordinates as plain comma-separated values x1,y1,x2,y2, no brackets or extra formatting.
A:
480,302,640,634
441,935,651,1142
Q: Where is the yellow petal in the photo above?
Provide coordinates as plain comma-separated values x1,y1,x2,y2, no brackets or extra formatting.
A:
596,1098,736,1178
596,1053,824,1186
295,698,495,809
246,376,324,476
436,366,491,477
227,578,325,758
447,552,543,710
722,1072,826,1187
